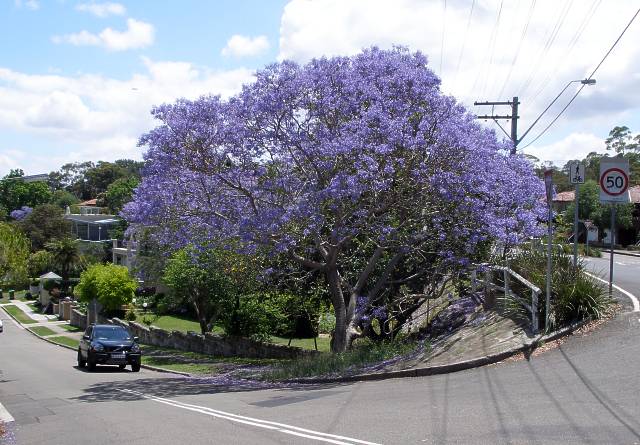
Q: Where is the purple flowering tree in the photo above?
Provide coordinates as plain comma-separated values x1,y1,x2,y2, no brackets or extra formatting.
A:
124,47,545,352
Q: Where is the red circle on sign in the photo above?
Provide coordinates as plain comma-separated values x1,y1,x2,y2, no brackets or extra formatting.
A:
600,167,629,196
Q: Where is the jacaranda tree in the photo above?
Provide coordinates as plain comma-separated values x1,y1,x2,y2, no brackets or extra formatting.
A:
124,47,545,352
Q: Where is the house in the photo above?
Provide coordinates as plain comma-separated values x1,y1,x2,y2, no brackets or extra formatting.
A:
76,199,104,215
65,214,120,241
553,185,640,246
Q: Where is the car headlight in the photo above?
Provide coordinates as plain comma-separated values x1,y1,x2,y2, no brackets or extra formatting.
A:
91,342,104,352
130,343,140,353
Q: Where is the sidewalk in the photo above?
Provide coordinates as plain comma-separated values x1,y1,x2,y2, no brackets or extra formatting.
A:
0,301,83,342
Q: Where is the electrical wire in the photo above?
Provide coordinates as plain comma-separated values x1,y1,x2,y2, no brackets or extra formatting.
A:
486,0,523,99
440,0,447,76
497,0,536,99
519,0,572,97
479,0,504,98
470,0,503,98
520,6,640,150
529,0,600,108
454,0,476,84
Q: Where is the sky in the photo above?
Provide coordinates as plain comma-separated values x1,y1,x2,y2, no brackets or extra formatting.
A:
1,0,640,177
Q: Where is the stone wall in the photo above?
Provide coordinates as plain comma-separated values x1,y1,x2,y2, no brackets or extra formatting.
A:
109,318,317,359
70,308,87,330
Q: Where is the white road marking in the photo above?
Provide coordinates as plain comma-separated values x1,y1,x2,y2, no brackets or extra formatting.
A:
0,401,15,423
584,272,640,312
117,389,381,445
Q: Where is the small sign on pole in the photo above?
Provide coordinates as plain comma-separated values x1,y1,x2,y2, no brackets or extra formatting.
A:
569,161,585,184
599,158,630,204
599,157,631,295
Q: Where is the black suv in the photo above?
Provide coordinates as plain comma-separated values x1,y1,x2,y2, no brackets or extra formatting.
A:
78,324,142,372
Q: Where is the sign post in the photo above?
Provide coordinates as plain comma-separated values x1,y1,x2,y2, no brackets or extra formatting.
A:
599,158,631,295
569,161,585,267
544,169,554,331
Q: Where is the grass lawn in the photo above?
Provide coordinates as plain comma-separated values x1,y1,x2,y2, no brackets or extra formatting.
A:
48,336,80,349
2,304,37,324
140,345,279,375
59,324,82,332
269,335,331,352
145,314,224,335
29,326,57,337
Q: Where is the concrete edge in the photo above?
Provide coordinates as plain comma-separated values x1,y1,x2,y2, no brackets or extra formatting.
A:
611,250,640,258
285,318,592,385
0,306,191,378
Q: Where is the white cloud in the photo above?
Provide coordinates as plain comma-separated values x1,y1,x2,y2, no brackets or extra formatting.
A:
278,0,640,156
222,35,270,57
52,18,155,51
76,2,126,17
0,61,254,175
524,132,608,167
14,0,39,10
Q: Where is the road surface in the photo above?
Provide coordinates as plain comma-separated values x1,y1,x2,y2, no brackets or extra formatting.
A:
2,262,640,444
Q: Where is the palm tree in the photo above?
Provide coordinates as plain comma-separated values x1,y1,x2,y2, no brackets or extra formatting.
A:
45,237,81,281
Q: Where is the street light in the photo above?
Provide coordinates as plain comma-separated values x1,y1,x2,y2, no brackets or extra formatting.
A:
518,78,596,145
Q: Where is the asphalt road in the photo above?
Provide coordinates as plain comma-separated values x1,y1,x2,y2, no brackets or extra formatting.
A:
2,260,640,445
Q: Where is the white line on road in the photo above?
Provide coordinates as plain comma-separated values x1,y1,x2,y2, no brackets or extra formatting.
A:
117,389,381,445
0,401,15,424
584,272,640,312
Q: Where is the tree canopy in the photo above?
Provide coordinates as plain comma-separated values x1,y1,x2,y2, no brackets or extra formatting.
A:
125,47,545,352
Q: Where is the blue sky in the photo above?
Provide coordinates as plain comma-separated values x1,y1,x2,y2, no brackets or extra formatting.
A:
2,0,640,177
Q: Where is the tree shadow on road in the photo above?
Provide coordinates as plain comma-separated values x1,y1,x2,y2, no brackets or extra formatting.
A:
71,373,352,404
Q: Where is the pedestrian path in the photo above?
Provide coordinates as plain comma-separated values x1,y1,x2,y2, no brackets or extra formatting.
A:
0,300,83,341
0,300,57,321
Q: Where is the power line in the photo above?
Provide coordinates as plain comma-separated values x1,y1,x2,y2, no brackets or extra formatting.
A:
454,0,476,84
470,0,503,97
529,0,600,108
440,0,447,76
479,0,504,98
520,6,640,150
518,0,572,97
497,0,536,99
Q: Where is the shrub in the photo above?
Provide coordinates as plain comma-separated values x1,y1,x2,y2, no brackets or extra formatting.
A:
222,293,287,342
75,263,137,312
318,311,336,335
505,246,612,329
124,309,137,321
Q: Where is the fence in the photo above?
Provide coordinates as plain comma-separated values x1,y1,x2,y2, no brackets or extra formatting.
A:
470,264,541,333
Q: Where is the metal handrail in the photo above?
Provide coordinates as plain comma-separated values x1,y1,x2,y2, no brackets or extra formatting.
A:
471,264,540,333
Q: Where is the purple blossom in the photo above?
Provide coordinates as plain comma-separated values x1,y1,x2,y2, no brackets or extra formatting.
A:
10,206,32,221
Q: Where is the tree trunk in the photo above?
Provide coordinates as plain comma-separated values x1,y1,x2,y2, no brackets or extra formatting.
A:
327,266,349,353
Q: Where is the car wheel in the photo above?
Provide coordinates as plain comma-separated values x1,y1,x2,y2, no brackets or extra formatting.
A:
118,364,126,370
77,350,86,368
131,363,141,372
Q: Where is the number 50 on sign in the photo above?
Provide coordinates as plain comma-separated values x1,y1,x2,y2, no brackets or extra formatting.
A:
599,158,631,203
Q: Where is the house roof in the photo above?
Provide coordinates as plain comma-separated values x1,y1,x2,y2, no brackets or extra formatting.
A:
78,199,98,206
39,271,62,280
552,185,640,203
64,214,118,224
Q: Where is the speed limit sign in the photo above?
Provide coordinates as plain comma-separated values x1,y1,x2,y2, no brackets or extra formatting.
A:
599,158,631,203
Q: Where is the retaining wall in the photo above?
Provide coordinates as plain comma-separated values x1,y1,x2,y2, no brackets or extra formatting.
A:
108,318,316,359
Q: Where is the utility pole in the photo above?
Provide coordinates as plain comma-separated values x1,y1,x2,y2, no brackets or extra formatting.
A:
474,97,519,154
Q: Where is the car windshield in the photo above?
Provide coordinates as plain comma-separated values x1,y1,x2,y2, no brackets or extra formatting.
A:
93,327,131,341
